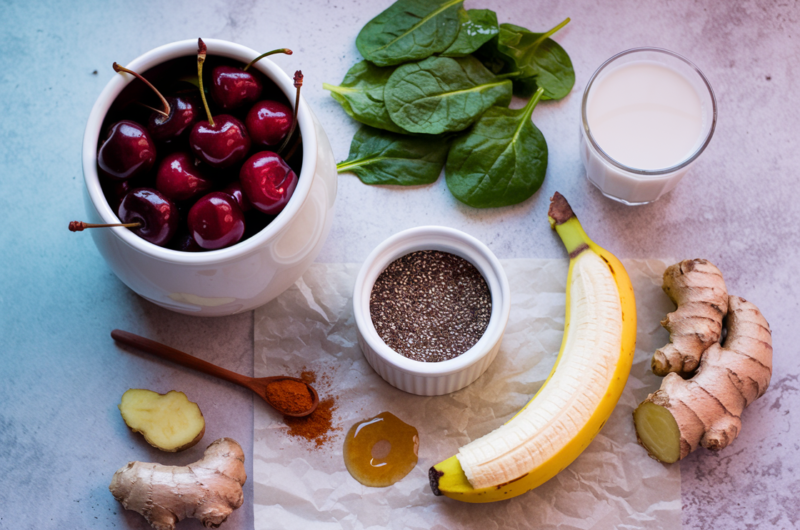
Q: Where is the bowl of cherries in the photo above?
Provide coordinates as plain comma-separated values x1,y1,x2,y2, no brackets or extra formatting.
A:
77,39,337,316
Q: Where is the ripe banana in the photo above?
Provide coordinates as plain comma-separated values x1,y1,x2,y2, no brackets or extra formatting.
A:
429,192,637,503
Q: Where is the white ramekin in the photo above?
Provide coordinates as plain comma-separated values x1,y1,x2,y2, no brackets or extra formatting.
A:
353,227,510,396
82,39,337,317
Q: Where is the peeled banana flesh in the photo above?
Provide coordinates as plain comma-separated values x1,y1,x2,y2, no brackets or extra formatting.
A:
429,192,637,503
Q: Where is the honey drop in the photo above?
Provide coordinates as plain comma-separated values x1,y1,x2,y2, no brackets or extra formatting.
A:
343,412,419,488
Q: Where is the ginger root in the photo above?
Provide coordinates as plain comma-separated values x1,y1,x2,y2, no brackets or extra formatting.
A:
119,389,205,452
651,259,728,376
110,438,246,530
634,296,772,462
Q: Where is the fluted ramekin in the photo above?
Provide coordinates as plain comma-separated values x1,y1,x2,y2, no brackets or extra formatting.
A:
353,226,510,396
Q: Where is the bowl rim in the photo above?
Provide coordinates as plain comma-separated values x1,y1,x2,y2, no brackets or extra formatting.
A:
353,226,510,377
82,38,317,265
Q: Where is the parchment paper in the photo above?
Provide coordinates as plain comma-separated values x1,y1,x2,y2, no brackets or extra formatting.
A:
253,259,681,530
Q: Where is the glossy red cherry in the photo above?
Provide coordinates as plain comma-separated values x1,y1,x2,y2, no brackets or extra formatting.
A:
112,63,198,143
103,177,141,214
148,96,198,142
97,120,157,180
187,192,245,250
222,181,253,212
239,151,298,215
156,152,213,201
190,39,251,168
245,100,292,148
210,65,262,111
118,188,179,246
189,115,250,168
208,48,292,110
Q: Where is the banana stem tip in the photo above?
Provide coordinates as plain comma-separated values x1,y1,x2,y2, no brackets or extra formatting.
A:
548,192,575,226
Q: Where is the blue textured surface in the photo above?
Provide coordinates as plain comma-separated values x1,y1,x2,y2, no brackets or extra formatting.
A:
1,0,799,529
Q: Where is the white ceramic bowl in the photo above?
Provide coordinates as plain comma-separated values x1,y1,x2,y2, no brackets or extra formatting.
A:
353,227,510,396
82,39,337,316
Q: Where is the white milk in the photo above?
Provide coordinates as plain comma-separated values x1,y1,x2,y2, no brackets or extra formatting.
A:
580,49,715,205
587,61,704,170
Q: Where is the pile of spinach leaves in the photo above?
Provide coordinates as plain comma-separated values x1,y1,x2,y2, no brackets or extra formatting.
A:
325,0,574,208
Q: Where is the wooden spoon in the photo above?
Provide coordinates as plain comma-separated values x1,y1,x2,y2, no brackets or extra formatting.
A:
111,329,319,417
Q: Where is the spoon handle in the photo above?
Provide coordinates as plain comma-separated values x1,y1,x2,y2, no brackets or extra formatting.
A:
111,329,252,389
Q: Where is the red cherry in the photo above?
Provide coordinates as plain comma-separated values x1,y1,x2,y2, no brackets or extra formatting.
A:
210,66,262,111
208,48,292,110
118,188,179,247
187,192,245,250
245,100,292,148
156,152,213,201
112,63,198,143
190,40,251,168
239,152,298,215
189,115,251,169
97,120,157,180
148,96,198,142
222,181,254,212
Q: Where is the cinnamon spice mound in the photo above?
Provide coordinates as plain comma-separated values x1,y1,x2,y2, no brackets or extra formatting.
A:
284,398,339,447
266,379,314,415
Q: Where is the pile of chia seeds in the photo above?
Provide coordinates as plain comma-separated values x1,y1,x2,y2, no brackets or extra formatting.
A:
369,250,492,362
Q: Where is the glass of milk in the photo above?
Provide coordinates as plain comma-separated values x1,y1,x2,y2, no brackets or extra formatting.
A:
580,48,717,205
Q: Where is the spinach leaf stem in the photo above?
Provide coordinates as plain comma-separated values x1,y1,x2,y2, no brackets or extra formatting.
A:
533,17,571,48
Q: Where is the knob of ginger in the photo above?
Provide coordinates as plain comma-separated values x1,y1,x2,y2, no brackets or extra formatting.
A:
109,438,246,530
651,259,729,377
635,295,773,463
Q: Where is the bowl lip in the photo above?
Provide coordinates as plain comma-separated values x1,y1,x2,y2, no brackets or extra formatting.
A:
353,226,510,377
82,38,318,266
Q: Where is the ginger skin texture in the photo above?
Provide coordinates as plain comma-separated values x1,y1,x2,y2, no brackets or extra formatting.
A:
109,438,246,530
635,296,772,463
651,259,728,377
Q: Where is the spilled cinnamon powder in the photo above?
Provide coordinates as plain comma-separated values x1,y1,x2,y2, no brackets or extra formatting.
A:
281,369,339,447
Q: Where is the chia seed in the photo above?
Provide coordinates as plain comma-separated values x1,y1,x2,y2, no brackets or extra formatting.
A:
369,250,492,362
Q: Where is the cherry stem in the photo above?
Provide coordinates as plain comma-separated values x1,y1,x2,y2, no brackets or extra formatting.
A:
197,38,215,127
69,221,142,232
284,134,302,161
113,63,170,118
136,101,163,114
243,48,293,72
277,70,303,156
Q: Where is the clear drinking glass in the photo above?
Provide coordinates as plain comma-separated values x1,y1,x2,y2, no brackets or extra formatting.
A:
580,48,717,205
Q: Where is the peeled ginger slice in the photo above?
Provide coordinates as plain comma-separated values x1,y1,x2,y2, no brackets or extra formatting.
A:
633,401,681,464
119,389,205,452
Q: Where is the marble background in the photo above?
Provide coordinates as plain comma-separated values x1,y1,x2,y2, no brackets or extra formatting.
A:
1,0,798,528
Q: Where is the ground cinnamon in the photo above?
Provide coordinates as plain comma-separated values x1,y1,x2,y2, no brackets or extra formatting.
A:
266,379,314,414
279,369,339,447
284,397,338,447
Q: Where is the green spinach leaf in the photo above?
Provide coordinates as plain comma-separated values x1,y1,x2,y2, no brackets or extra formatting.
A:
441,9,499,57
356,0,463,67
385,55,512,135
323,61,405,134
337,126,450,186
510,75,540,98
495,19,575,100
445,87,548,208
474,38,507,75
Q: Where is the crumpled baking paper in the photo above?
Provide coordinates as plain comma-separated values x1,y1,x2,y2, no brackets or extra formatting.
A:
253,259,680,530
